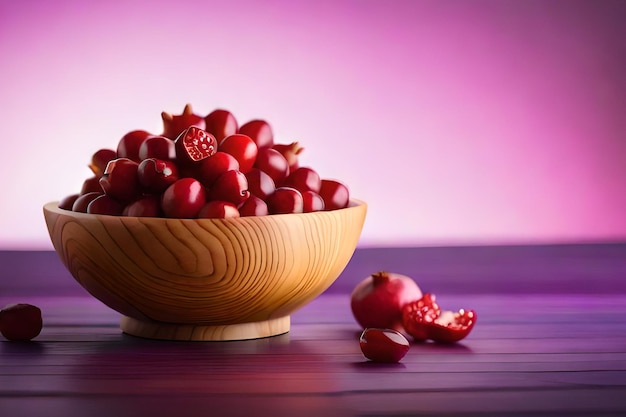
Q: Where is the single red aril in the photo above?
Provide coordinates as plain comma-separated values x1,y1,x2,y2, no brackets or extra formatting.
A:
0,303,43,341
87,194,124,216
137,158,179,193
238,195,269,217
138,135,176,161
284,167,321,193
80,176,103,195
161,103,206,139
272,142,304,172
253,148,290,184
245,168,276,200
175,126,218,165
359,328,410,363
196,151,240,188
99,158,141,203
123,195,162,217
198,201,241,219
72,192,102,213
219,134,258,173
117,130,152,162
266,187,304,214
89,148,117,177
161,178,206,218
238,119,274,149
319,179,350,211
58,194,79,210
204,109,238,143
350,271,423,331
302,191,325,212
402,294,477,343
208,170,250,206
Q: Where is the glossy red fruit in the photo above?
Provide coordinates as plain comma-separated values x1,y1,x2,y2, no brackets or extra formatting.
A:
400,294,441,342
138,135,176,161
72,192,102,213
0,303,43,341
175,126,218,165
87,195,124,215
254,148,290,184
80,176,103,195
359,328,410,363
402,294,477,343
117,130,152,162
351,271,423,331
245,168,276,200
208,170,250,206
198,201,240,219
99,158,141,203
266,187,303,214
238,119,273,149
58,194,79,210
238,195,269,217
204,109,238,143
426,309,477,343
272,142,304,172
89,148,117,177
123,195,162,217
161,103,206,139
161,178,206,218
137,158,179,193
219,134,258,173
196,152,240,188
284,167,321,193
319,179,350,211
302,191,325,212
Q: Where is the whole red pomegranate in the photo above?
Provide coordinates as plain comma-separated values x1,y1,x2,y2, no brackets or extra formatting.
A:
350,271,422,331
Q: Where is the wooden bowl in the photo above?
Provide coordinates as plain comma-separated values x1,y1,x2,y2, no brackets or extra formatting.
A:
43,200,366,341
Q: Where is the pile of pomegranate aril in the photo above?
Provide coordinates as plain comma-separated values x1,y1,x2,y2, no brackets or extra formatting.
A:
58,104,351,219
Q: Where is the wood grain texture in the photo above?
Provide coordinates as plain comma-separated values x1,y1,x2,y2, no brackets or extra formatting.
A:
1,293,625,417
119,315,290,341
42,200,366,340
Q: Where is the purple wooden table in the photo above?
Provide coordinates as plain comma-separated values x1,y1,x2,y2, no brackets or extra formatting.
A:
2,244,626,416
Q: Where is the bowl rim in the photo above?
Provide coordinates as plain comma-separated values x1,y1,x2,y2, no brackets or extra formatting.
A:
43,199,366,221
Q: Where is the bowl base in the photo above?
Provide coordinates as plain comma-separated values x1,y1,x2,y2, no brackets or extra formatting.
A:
120,316,290,341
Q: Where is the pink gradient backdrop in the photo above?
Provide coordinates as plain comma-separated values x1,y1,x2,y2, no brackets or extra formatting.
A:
1,0,625,249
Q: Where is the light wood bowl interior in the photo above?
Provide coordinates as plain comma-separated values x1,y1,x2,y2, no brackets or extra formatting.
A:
43,200,367,341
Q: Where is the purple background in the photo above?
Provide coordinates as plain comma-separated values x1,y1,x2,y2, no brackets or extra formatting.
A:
1,0,625,249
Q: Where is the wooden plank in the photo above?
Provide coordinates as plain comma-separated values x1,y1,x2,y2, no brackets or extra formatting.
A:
0,397,349,417
2,245,626,416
